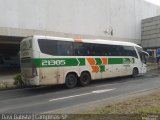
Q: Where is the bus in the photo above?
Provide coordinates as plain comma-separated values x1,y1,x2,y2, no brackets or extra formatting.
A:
20,35,148,88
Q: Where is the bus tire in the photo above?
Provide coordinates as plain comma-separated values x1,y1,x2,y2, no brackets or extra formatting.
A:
65,73,78,88
132,68,139,78
79,72,91,87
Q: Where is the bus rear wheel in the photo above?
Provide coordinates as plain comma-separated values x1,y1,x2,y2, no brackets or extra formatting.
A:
132,68,139,78
65,73,78,88
79,72,91,87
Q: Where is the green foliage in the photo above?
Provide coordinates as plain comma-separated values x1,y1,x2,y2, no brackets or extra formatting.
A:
135,107,160,114
13,74,24,87
0,83,6,89
0,83,16,90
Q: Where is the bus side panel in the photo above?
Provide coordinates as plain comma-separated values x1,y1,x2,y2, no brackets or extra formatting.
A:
79,65,95,80
39,67,64,85
38,54,58,85
121,64,131,76
39,67,58,85
102,65,113,79
121,57,133,76
134,58,144,74
80,58,99,80
129,58,137,75
63,66,80,81
112,64,122,77
40,66,64,85
57,67,64,84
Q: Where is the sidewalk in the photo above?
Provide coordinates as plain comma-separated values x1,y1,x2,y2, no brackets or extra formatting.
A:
0,74,15,89
147,63,159,71
0,71,19,85
0,75,15,84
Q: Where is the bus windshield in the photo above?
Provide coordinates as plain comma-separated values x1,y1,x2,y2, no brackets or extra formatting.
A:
136,47,146,64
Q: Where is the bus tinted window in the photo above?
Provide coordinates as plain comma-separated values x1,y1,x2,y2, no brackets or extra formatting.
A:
38,39,58,55
72,43,83,56
123,46,138,58
38,39,138,57
95,44,105,56
84,43,100,56
38,39,74,56
58,41,73,56
136,47,143,61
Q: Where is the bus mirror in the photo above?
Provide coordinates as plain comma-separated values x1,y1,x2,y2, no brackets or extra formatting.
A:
142,51,149,57
142,51,149,64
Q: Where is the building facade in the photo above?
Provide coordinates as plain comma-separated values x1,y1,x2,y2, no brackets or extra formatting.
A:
0,0,160,71
142,15,160,62
142,15,160,49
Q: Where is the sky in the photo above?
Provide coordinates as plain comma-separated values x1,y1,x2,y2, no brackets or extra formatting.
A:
145,0,160,6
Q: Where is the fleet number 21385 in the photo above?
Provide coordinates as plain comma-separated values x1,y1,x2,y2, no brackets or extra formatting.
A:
42,60,66,66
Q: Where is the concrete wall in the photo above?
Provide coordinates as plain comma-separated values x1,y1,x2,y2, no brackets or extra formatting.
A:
0,0,160,44
142,15,160,48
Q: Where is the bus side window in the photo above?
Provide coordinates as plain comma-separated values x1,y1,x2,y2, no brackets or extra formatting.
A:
57,41,73,56
73,42,84,56
91,44,97,56
38,39,58,56
103,45,110,56
67,45,73,56
57,44,65,55
105,45,108,56
82,43,89,56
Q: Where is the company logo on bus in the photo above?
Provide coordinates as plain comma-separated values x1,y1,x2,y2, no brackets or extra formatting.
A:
123,58,134,64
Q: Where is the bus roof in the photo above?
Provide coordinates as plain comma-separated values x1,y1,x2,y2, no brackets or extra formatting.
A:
32,35,142,48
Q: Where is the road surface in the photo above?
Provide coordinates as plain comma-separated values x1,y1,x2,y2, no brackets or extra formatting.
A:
0,69,160,113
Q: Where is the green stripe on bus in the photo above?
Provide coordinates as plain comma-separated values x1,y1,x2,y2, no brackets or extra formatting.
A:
108,58,135,64
123,58,130,64
108,58,123,64
32,58,85,67
95,58,102,65
99,65,105,72
32,57,134,68
78,58,86,66
32,59,41,67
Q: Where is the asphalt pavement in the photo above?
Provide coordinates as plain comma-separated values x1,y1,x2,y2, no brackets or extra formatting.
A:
0,68,160,114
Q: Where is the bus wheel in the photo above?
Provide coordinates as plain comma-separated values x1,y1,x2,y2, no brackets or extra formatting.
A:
79,72,91,87
132,68,139,78
65,73,78,88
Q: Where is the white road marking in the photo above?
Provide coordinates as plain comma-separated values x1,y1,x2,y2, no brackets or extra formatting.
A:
92,88,116,93
49,88,115,102
95,84,115,88
49,92,92,102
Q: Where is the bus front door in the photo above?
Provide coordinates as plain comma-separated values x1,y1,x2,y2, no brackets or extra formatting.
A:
141,52,148,74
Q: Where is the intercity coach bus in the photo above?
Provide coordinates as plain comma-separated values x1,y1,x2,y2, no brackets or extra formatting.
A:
20,35,148,88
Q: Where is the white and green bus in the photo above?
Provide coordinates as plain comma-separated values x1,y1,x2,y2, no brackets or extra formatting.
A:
20,35,148,88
